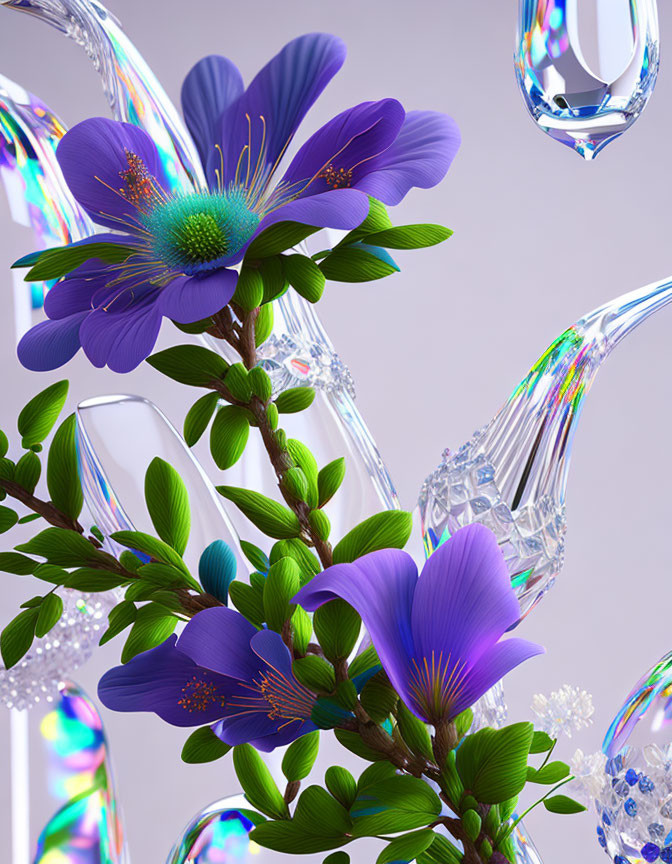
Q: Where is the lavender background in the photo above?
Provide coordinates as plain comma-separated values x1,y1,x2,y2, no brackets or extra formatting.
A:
1,1,672,862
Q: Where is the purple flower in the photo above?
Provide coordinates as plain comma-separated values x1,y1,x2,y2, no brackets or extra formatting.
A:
98,606,317,751
294,524,543,726
17,33,460,373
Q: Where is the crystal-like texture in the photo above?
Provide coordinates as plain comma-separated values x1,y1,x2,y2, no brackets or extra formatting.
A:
166,796,262,864
419,275,672,618
515,0,660,159
531,684,594,739
34,681,124,863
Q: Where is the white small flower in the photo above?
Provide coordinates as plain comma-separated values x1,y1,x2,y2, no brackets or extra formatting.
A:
531,684,594,739
568,748,608,806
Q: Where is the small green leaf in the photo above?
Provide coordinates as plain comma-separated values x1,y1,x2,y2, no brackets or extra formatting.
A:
121,604,176,663
47,415,83,521
182,726,232,764
35,593,63,638
233,266,264,311
270,539,320,583
14,451,41,493
455,708,474,740
292,605,312,654
318,458,346,508
334,729,387,762
18,381,68,447
1,608,38,668
173,317,214,335
324,854,350,864
0,552,36,575
147,345,228,387
65,570,130,592
282,730,320,781
360,674,397,723
308,509,330,541
350,775,442,836
275,387,315,414
240,541,270,573
456,723,534,804
16,527,108,567
217,487,300,539
110,531,190,577
144,458,191,556
325,766,357,809
263,557,301,631
224,363,252,402
462,809,481,842
314,600,360,662
210,406,250,470
333,511,413,564
18,240,136,281
283,254,326,303
228,581,265,627
259,256,288,303
246,222,320,258
397,701,433,760
348,645,381,681
338,198,392,246
99,600,137,646
527,761,570,784
376,829,435,864
286,439,318,508
362,225,452,250
248,367,272,402
530,730,555,754
0,430,8,458
184,392,220,447
542,795,586,815
233,743,288,819
293,656,336,693
0,506,19,534
251,785,350,853
319,247,398,283
255,302,274,347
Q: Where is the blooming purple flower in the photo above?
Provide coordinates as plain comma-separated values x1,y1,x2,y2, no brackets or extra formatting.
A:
17,33,460,373
98,606,317,751
294,524,543,726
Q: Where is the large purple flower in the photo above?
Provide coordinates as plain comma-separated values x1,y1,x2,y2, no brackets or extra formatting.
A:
98,606,317,751
294,524,543,726
17,33,460,373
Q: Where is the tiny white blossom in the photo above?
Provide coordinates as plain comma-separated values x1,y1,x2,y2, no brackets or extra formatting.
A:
531,684,594,739
568,748,608,806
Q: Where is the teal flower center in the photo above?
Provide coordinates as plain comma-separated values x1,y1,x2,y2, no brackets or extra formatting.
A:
143,189,260,275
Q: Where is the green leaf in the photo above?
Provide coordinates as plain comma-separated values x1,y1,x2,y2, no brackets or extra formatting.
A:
249,367,272,402
292,605,312,654
318,458,346,508
65,569,130,592
333,511,413,564
233,266,264,311
14,451,41,493
397,701,433,760
282,730,320,781
144,458,191,556
320,247,398,283
314,600,360,662
462,809,482,842
324,854,350,864
286,439,318,509
530,730,555,754
275,387,315,414
0,457,15,481
0,552,36,575
0,430,8,458
217,486,301,539
110,531,190,577
210,406,250,470
173,316,214,335
350,775,442,836
283,254,326,303
121,604,176,663
418,833,463,864
360,673,398,723
224,364,252,402
456,722,534,804
308,509,330,541
184,392,220,447
263,557,300,631
228,581,265,627
293,655,336,693
334,729,387,762
99,600,137,646
16,527,108,567
270,539,321,584
240,541,270,573
1,608,38,668
35,593,63,638
348,645,380,680
233,743,288,819
259,256,288,303
362,225,452,250
18,381,68,447
147,345,228,387
376,829,435,864
17,241,136,281
182,726,232,764
542,795,586,815
255,302,274,346
527,761,570,784
455,708,474,740
0,506,18,534
339,198,392,246
325,766,357,809
47,415,83,521
246,222,320,258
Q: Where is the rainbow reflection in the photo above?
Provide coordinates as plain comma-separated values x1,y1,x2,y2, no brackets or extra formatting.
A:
34,682,124,864
167,801,264,864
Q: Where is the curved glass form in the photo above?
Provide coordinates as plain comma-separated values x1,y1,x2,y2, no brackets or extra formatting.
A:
419,276,672,619
76,394,246,574
166,796,262,864
515,0,660,159
593,651,672,863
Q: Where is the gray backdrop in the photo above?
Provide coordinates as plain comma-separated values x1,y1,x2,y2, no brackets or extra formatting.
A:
2,1,672,862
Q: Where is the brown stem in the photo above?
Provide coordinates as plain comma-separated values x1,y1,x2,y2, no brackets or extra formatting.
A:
284,780,300,805
0,478,86,535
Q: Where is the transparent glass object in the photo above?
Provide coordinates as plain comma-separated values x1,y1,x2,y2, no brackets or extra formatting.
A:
76,394,247,574
419,276,672,619
515,0,660,159
594,652,672,863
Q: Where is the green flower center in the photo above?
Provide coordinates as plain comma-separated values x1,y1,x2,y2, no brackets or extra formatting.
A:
173,212,229,264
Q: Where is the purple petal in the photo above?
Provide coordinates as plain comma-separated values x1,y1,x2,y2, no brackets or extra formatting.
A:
249,628,294,676
254,189,369,238
181,55,244,169
218,34,346,187
249,720,318,752
159,268,237,323
295,549,417,707
354,111,461,205
451,638,545,717
17,312,87,371
79,298,162,373
213,704,279,749
177,607,260,681
411,524,520,669
57,118,170,231
281,99,405,196
97,635,233,727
